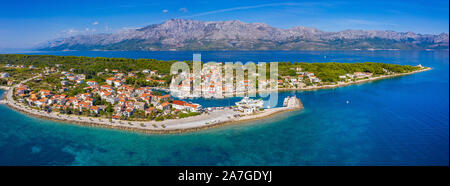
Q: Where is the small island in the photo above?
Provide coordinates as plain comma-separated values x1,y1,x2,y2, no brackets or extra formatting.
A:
0,54,430,133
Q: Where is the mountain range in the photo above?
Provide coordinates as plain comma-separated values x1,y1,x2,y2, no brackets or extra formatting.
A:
38,19,449,51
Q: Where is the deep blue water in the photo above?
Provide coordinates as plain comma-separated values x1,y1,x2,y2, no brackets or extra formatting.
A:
0,50,448,165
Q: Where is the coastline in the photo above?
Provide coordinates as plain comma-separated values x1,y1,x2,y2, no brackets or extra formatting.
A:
0,67,429,134
3,100,302,134
280,67,432,92
253,67,432,94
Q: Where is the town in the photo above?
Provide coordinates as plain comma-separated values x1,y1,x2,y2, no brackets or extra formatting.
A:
4,62,288,122
12,67,204,122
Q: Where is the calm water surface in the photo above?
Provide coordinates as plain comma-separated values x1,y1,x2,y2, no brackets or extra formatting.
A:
0,50,448,165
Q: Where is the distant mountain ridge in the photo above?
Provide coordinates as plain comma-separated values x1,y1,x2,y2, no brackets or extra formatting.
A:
39,19,449,51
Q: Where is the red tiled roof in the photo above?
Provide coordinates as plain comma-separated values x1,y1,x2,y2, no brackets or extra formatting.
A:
159,95,170,98
185,103,199,109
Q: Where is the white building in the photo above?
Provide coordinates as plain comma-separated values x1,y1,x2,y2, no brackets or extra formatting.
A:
235,97,264,114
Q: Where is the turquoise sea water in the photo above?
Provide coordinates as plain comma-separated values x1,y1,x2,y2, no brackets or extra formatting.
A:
0,50,448,165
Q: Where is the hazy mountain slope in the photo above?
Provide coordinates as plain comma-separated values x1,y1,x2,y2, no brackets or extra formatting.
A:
39,19,449,51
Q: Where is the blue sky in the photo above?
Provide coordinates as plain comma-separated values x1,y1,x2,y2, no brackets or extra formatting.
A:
0,0,448,49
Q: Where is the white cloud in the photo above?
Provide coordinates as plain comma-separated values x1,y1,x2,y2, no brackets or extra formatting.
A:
162,9,168,13
67,28,78,35
93,21,99,25
182,3,302,18
180,2,333,18
55,28,78,38
121,26,142,30
58,27,98,37
60,28,80,37
179,8,188,13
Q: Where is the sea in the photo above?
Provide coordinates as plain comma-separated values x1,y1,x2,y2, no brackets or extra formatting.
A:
0,50,448,165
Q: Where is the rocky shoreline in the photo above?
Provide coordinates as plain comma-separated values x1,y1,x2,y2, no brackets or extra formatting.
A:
3,100,302,134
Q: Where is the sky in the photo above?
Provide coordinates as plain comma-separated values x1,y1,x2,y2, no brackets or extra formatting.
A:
0,0,448,49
